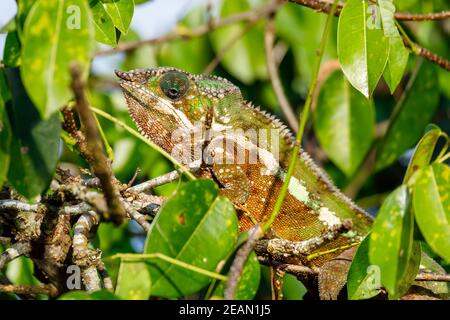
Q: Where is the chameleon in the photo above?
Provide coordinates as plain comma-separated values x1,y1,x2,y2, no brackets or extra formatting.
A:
116,67,448,298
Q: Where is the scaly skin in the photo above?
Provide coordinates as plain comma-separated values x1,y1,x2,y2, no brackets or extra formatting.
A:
115,67,450,300
116,66,375,268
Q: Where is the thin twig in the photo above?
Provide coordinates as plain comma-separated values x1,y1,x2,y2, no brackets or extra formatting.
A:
0,284,58,297
415,273,450,282
121,199,151,232
0,200,38,212
264,0,339,231
224,224,264,300
58,202,93,216
96,1,282,56
0,241,31,270
97,261,114,291
91,106,196,180
128,170,180,193
72,211,102,292
70,63,126,224
288,0,450,21
264,17,299,132
203,21,258,75
408,43,450,71
126,168,141,189
288,0,450,72
258,257,317,277
108,253,227,281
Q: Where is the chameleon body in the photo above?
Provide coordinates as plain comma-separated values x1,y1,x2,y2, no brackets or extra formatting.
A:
116,67,373,268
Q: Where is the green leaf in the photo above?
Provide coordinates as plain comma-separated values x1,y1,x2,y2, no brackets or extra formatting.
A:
89,0,117,46
101,0,134,34
383,35,409,94
379,0,408,93
115,261,151,300
378,0,397,37
403,125,442,183
6,68,61,199
6,256,40,286
314,70,375,177
347,235,382,300
59,290,120,300
439,69,450,100
21,0,94,119
416,252,449,295
376,60,440,171
16,0,36,38
413,163,450,262
209,0,267,84
3,31,22,67
211,251,261,300
369,185,420,299
337,0,389,98
0,71,12,187
144,179,238,298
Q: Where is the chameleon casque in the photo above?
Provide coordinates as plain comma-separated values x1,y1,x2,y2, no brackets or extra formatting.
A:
116,67,447,298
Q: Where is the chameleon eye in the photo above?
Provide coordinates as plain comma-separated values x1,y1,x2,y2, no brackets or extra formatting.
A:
159,71,190,100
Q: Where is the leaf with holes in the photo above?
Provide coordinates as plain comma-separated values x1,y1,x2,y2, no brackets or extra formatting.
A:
21,0,94,119
347,235,382,300
338,0,389,98
144,179,238,298
369,185,420,299
314,70,374,177
413,163,450,263
90,0,117,46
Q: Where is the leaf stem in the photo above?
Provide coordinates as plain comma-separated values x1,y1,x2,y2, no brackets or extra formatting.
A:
435,132,449,164
263,0,340,231
107,253,227,281
395,20,420,55
90,106,196,180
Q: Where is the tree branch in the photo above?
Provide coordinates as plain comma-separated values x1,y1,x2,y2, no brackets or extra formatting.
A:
264,17,299,132
0,200,38,212
288,0,450,21
224,224,264,300
0,284,58,297
0,241,31,270
70,63,126,224
203,21,258,75
128,170,180,193
95,1,282,56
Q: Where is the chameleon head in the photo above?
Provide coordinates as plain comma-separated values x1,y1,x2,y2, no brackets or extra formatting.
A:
116,67,241,155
